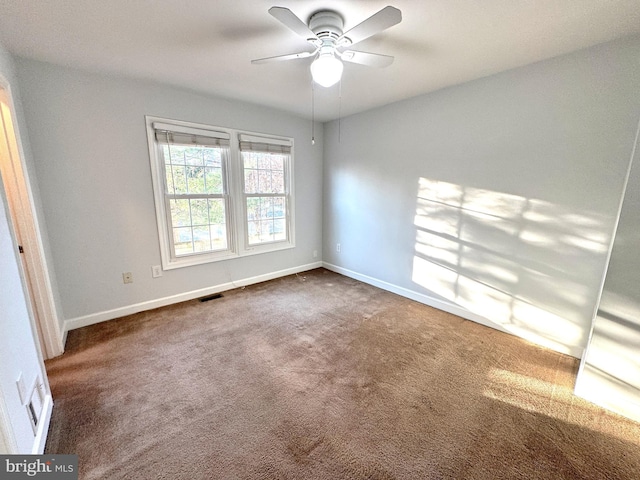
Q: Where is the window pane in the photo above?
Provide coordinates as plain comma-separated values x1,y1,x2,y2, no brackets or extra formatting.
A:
244,169,258,193
170,198,228,256
242,152,286,195
173,227,193,256
246,197,260,220
190,199,209,226
259,220,272,243
192,227,212,252
273,197,285,215
170,199,229,256
273,219,286,241
271,170,284,193
169,165,187,194
187,166,205,194
170,199,191,227
258,170,272,192
211,224,228,250
204,149,222,167
208,199,225,224
165,145,227,196
166,145,186,165
246,196,287,245
247,220,260,244
269,155,284,171
164,165,175,194
257,156,272,170
244,153,257,169
204,167,223,194
184,147,203,166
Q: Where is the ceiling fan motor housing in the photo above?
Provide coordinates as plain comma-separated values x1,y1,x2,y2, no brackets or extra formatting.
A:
309,10,345,42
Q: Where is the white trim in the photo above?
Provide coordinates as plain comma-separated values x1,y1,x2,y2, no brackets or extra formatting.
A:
0,75,64,359
64,262,323,333
322,262,584,359
31,393,52,454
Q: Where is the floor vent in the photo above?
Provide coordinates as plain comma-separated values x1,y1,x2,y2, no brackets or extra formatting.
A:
199,293,223,302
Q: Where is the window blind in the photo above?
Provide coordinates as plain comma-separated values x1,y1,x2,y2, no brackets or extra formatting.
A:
154,122,230,147
238,134,291,154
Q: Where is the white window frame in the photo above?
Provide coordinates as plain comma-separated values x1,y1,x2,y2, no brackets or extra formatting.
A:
146,116,295,270
238,133,295,252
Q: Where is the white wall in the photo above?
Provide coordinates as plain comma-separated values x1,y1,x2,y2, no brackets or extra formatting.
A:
0,43,51,453
323,35,640,358
576,118,640,422
15,59,324,330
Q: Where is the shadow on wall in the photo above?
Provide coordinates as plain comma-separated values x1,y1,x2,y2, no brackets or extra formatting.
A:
412,177,609,356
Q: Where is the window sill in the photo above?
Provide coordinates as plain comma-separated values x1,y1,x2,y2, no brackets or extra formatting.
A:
161,241,295,270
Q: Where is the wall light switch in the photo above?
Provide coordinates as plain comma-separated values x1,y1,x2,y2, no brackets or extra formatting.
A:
123,272,133,284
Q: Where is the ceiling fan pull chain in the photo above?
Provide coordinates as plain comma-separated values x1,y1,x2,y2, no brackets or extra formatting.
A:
338,79,342,143
311,79,315,145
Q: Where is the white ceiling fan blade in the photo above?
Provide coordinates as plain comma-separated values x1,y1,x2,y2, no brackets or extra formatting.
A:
269,7,318,41
251,50,317,64
340,50,394,68
338,6,402,46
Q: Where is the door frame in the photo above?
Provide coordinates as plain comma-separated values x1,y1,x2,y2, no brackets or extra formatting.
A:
0,73,64,359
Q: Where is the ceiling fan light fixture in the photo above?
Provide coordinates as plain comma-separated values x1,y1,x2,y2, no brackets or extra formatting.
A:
310,53,343,88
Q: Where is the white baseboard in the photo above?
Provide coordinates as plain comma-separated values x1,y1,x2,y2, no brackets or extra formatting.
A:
64,262,323,334
63,261,582,359
32,394,53,454
322,262,583,359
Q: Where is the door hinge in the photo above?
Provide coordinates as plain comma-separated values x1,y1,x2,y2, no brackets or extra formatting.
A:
18,245,24,254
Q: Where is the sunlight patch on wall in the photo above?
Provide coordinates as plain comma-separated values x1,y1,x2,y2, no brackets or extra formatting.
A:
412,256,582,354
412,177,608,355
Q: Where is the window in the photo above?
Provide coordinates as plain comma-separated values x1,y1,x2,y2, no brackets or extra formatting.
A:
240,134,291,246
146,117,294,269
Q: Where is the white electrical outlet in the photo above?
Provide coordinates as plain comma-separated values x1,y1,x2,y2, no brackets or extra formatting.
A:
152,265,162,278
123,272,133,284
336,243,341,253
313,250,318,258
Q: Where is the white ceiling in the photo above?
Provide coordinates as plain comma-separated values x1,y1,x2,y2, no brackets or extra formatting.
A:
1,0,639,122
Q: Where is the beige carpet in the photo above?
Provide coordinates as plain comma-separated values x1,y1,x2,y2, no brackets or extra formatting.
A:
45,268,640,479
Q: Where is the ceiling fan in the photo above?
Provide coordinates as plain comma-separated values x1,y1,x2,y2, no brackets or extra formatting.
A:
252,6,402,87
